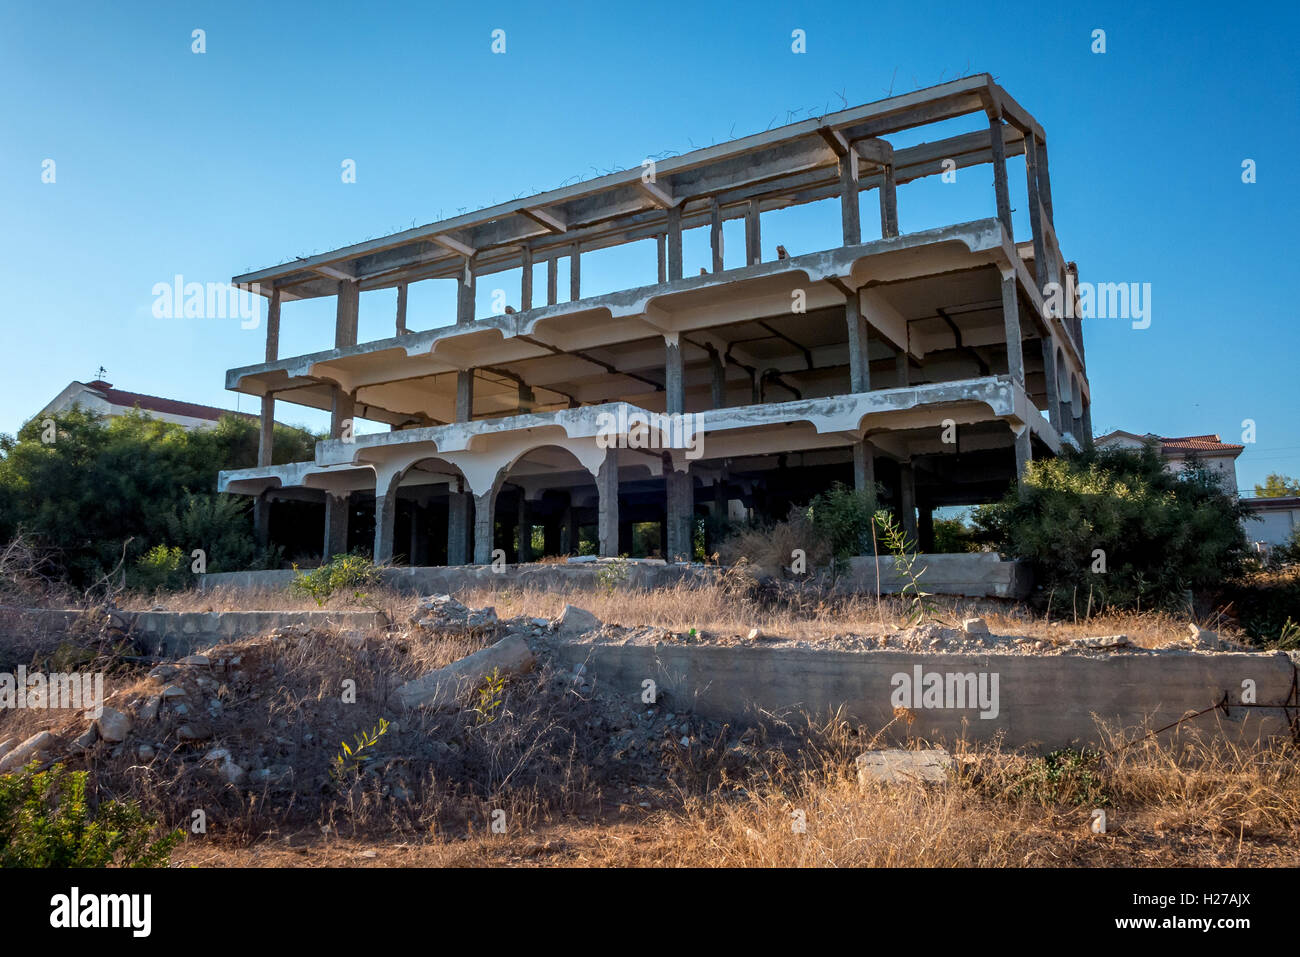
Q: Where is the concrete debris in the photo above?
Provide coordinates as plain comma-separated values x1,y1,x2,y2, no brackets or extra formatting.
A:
856,747,954,787
138,696,161,722
393,634,536,710
1069,634,1130,650
553,605,601,639
0,731,62,772
72,726,99,751
95,706,133,743
961,617,990,636
746,627,763,641
410,594,498,635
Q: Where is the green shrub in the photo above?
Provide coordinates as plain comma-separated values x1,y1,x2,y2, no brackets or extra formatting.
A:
931,516,976,554
1008,749,1110,808
0,763,182,867
131,543,185,592
973,443,1252,611
290,553,381,605
808,482,881,561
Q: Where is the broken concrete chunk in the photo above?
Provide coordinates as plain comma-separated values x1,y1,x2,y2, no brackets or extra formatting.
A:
138,696,161,722
393,634,536,710
178,654,211,667
410,594,498,635
553,604,601,639
0,731,62,772
0,738,17,763
176,722,212,742
855,748,954,787
95,706,133,743
746,627,763,641
961,617,990,636
1069,634,1129,650
72,726,99,751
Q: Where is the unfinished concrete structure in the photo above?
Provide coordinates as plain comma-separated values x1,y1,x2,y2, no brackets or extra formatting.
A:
218,75,1091,565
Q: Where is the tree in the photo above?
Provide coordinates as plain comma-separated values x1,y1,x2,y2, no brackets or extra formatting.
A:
1254,473,1300,498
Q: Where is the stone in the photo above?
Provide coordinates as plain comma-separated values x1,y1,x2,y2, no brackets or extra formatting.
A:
856,748,954,787
95,706,133,743
1184,624,1222,650
0,738,17,762
393,634,536,710
553,604,601,639
1069,634,1129,650
249,766,294,786
137,744,155,760
747,627,763,641
202,748,232,763
176,723,212,742
0,731,62,772
72,726,99,751
219,760,247,785
138,696,161,722
961,617,990,636
161,684,187,698
178,654,211,667
410,594,498,635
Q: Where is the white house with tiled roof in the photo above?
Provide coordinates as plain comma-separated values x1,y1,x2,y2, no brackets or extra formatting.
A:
1095,430,1244,496
35,379,255,431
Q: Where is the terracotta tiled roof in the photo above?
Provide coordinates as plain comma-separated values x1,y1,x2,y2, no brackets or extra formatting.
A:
1159,434,1245,454
84,381,252,423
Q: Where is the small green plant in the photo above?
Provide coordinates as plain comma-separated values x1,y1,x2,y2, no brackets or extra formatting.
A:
291,553,381,605
470,667,507,726
1008,749,1110,808
1276,617,1300,651
132,544,185,592
331,718,390,780
873,510,938,626
0,763,182,867
596,558,629,594
808,482,880,561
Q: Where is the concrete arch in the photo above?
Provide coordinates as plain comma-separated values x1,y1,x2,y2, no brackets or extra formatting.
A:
373,455,469,564
495,444,597,562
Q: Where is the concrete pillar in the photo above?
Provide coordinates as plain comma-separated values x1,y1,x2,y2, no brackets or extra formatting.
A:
335,280,359,348
447,490,471,565
516,493,532,563
374,475,398,563
745,200,761,265
1035,139,1054,222
1081,400,1093,445
596,451,619,558
1000,270,1024,387
1014,429,1032,484
265,286,281,361
1024,136,1048,291
656,233,667,284
396,282,408,335
520,246,533,311
666,206,683,281
664,336,684,415
561,504,577,555
323,493,349,561
456,370,474,422
879,163,899,239
257,395,275,468
409,504,424,565
895,349,909,388
570,244,581,301
710,199,724,272
840,150,860,245
253,491,271,547
473,490,496,565
546,255,558,305
330,387,354,443
899,462,918,545
665,462,693,563
456,259,475,325
1059,397,1072,435
845,296,870,393
1040,337,1062,432
853,438,876,494
258,289,282,493
988,114,1013,240
708,345,725,408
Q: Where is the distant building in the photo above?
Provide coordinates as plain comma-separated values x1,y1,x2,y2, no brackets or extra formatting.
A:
1095,430,1244,496
36,379,254,431
1241,496,1300,550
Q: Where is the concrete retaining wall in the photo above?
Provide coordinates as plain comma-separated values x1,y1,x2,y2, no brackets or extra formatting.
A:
554,642,1298,751
844,553,1032,599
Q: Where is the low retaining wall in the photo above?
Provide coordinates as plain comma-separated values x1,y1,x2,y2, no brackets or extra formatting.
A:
201,554,1031,599
553,642,1298,751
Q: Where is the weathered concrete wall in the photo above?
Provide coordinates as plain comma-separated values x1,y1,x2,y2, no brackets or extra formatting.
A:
2,608,386,657
553,642,1298,751
200,555,1031,599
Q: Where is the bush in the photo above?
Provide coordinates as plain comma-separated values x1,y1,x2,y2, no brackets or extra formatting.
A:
932,516,977,554
132,544,186,592
290,553,381,604
973,443,1252,611
0,763,182,867
808,482,881,561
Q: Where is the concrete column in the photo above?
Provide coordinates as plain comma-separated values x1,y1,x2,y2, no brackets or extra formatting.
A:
1014,429,1032,484
745,200,761,265
656,233,667,284
1040,337,1062,432
447,490,471,565
396,282,409,335
409,504,424,565
257,395,275,467
1035,139,1054,222
1000,270,1024,387
845,296,870,393
596,451,619,558
840,151,860,245
330,387,354,442
879,163,899,239
1081,400,1093,445
1024,136,1048,291
472,490,496,565
516,493,531,563
265,286,281,361
546,255,558,305
520,246,533,312
895,349,909,388
665,462,693,563
256,285,277,538
456,370,474,422
561,503,577,555
456,259,475,325
664,336,684,415
710,199,724,272
988,114,1013,240
570,244,581,301
323,493,349,560
852,438,876,494
253,491,271,546
708,345,725,408
899,462,918,545
373,475,398,563
666,206,683,281
335,280,359,348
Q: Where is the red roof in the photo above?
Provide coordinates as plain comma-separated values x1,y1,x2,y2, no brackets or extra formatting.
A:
84,381,253,423
1159,434,1245,454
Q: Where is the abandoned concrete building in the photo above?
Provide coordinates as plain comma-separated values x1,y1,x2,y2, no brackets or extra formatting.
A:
217,74,1091,567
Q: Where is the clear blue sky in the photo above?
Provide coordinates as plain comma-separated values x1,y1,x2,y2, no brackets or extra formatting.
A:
2,0,1296,494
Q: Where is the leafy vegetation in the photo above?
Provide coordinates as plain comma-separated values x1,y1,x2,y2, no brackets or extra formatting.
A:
290,553,381,605
808,482,881,561
0,763,182,867
330,718,391,781
872,509,937,625
1254,473,1300,498
973,443,1252,611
